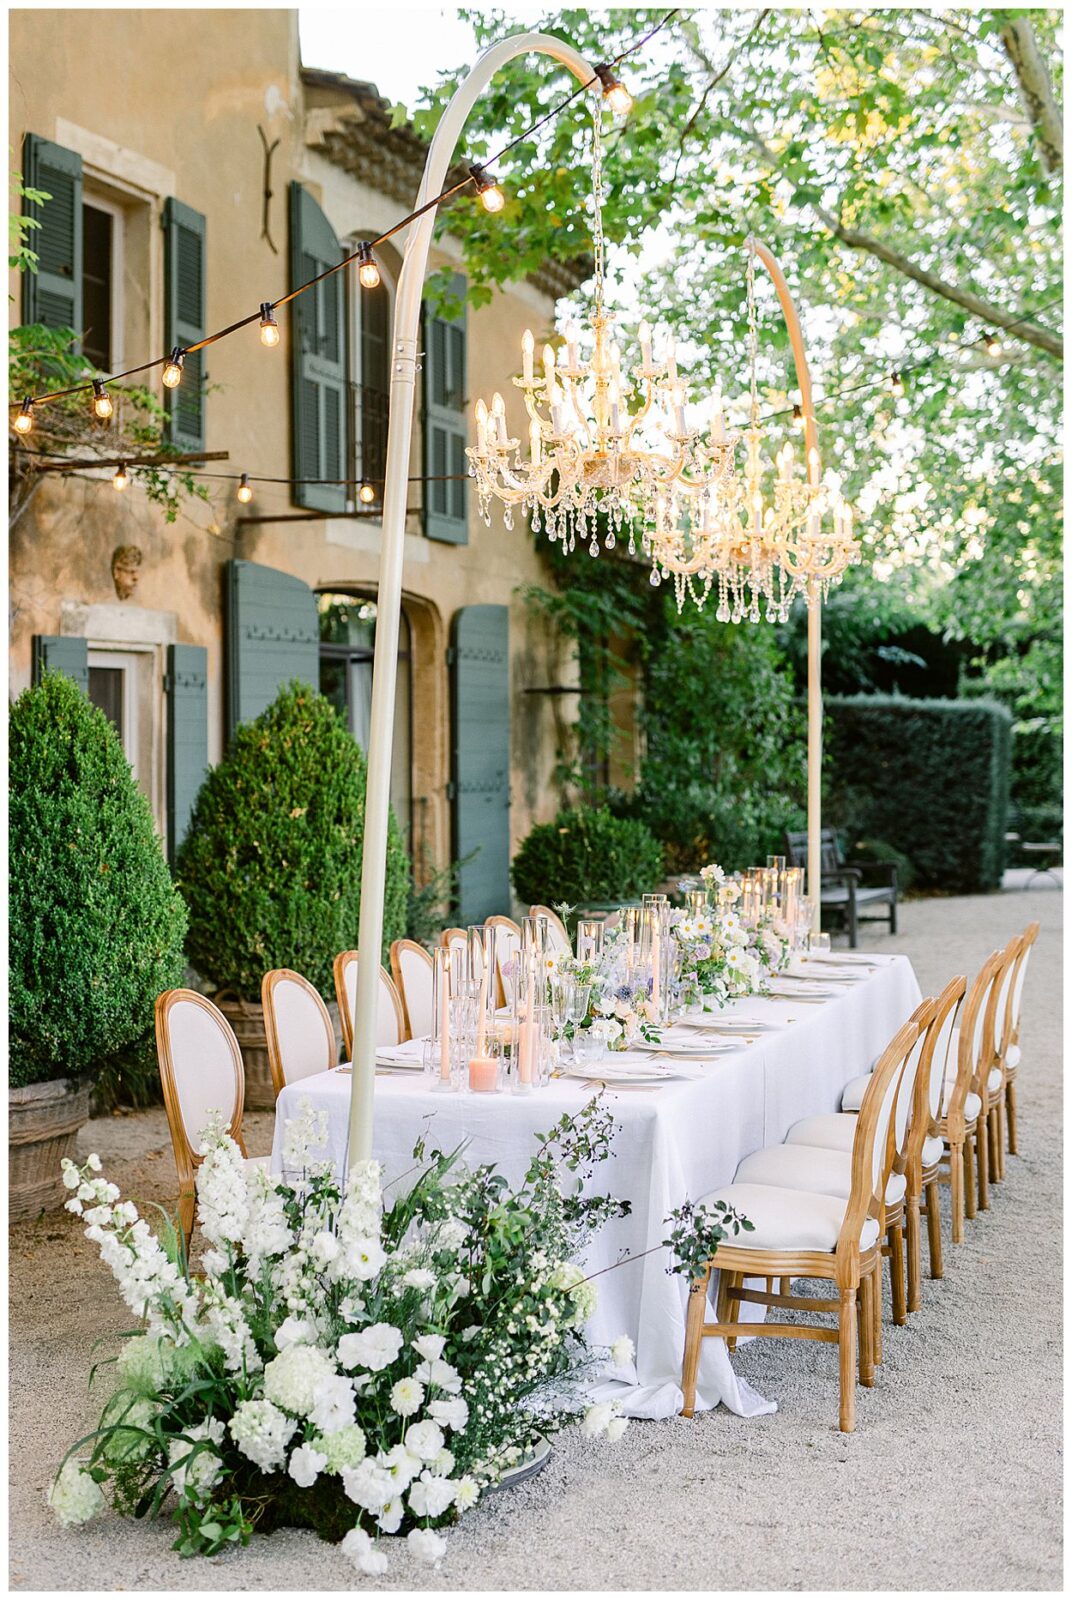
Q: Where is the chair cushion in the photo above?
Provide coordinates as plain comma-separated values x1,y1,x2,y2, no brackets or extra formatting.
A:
785,1113,857,1154
987,1066,1003,1093
840,1073,871,1112
922,1135,944,1168
735,1143,906,1206
702,1182,880,1254
1006,1043,1021,1070
942,1084,983,1122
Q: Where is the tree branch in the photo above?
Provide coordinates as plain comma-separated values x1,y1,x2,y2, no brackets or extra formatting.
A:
1000,14,1063,174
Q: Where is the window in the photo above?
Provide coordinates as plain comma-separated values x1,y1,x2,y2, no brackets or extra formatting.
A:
82,197,122,371
318,594,412,846
88,650,137,775
353,251,392,494
86,645,165,833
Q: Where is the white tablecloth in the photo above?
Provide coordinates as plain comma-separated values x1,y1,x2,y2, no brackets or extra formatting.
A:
271,954,921,1420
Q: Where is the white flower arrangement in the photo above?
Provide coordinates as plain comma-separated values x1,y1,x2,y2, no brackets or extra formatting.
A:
671,865,790,1009
51,1099,633,1572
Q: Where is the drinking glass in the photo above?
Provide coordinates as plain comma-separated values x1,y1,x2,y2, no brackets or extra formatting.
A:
572,1026,606,1073
808,929,832,954
566,981,591,1045
549,973,576,1057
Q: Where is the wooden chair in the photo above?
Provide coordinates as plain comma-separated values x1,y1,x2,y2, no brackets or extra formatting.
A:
1002,921,1039,1155
483,914,521,1008
785,826,897,947
440,926,479,980
261,968,336,1100
529,904,571,955
333,951,405,1059
937,950,1003,1240
155,989,259,1254
390,938,434,1041
680,1015,921,1432
980,932,1023,1187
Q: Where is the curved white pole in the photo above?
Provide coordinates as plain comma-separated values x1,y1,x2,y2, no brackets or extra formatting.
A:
347,33,598,1165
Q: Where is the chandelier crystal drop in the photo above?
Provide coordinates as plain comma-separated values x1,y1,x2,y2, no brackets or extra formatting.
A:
467,98,735,560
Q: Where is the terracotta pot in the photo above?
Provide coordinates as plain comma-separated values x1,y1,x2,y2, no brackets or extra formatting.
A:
9,1078,92,1223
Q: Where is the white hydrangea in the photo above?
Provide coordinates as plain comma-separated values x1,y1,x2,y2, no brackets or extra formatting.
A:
408,1471,456,1519
228,1398,296,1472
389,1377,425,1417
314,1424,367,1474
288,1442,328,1489
337,1322,403,1372
428,1396,468,1431
342,1525,389,1577
243,1169,293,1267
404,1419,445,1462
263,1344,336,1418
309,1374,356,1435
167,1417,225,1503
609,1334,635,1369
407,1527,447,1565
48,1460,105,1527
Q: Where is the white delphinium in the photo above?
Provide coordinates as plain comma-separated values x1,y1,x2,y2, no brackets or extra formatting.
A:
62,1161,199,1332
389,1377,425,1417
201,1287,262,1375
309,1374,357,1435
329,1160,384,1283
341,1525,389,1577
287,1441,328,1489
229,1399,296,1472
337,1322,403,1372
48,1459,105,1527
195,1125,250,1247
308,1229,340,1270
407,1527,447,1565
263,1343,336,1418
404,1419,445,1462
242,1167,293,1269
167,1417,226,1503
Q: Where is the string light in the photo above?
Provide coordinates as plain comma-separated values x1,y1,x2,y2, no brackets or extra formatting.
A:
91,379,114,421
357,243,381,289
112,461,129,491
595,62,633,116
236,472,253,503
983,332,1002,357
162,348,185,389
258,303,280,347
469,163,505,214
888,370,905,398
792,401,805,431
358,482,377,504
13,398,34,435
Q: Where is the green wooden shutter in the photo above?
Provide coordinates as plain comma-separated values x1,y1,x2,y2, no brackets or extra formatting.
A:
32,634,88,693
289,182,348,513
21,135,83,336
423,273,469,544
163,197,206,450
450,605,510,922
226,560,319,738
166,643,208,861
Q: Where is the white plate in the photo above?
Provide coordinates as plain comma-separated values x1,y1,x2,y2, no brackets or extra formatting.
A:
679,1015,781,1033
636,1036,737,1056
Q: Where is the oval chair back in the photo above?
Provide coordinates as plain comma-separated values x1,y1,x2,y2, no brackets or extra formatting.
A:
390,939,434,1041
261,968,336,1099
155,989,248,1250
944,951,1002,1132
890,996,937,1176
837,1015,921,1264
529,905,571,955
987,931,1023,1069
905,974,965,1173
439,927,471,974
1009,920,1040,1048
485,915,521,1008
333,951,405,1059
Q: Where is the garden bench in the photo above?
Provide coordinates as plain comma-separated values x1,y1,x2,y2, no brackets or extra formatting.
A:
784,828,898,948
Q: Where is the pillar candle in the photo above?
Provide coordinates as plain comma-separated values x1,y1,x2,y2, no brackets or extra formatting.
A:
439,954,451,1082
518,960,535,1085
468,1055,498,1093
474,958,488,1058
651,921,661,1008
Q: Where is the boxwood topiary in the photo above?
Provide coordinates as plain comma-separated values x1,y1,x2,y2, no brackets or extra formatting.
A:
176,681,409,1001
9,671,188,1089
511,805,664,910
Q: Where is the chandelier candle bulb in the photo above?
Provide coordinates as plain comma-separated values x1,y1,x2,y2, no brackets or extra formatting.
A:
666,334,678,383
529,417,542,465
439,951,451,1085
542,343,555,388
638,319,653,367
474,398,488,454
565,323,580,369
522,328,534,385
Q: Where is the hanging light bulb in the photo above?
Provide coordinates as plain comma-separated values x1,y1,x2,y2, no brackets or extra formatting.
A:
162,347,185,389
357,243,381,289
358,482,377,505
112,461,129,491
595,63,633,117
13,397,35,435
983,332,1002,357
792,401,805,432
236,473,253,504
92,379,114,421
258,303,280,347
888,370,905,398
468,163,505,214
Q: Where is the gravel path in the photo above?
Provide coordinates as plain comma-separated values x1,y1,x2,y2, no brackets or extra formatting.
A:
9,886,1062,1591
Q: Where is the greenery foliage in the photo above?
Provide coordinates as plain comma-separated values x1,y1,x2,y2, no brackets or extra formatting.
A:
825,695,1013,893
511,805,664,909
9,671,187,1089
176,683,408,1001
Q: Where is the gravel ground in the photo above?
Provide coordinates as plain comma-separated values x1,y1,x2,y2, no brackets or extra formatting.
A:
9,885,1062,1592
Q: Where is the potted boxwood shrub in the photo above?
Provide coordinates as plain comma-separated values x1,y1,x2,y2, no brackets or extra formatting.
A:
9,672,187,1220
176,681,409,1107
511,805,664,922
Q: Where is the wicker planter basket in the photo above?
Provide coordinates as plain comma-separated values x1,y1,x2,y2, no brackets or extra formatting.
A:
215,992,342,1111
9,1078,93,1222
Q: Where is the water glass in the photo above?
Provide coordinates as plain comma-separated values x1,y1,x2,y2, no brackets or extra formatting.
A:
808,930,832,954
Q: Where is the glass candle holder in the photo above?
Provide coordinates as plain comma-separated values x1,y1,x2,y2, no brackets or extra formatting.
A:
576,918,603,964
431,947,455,1091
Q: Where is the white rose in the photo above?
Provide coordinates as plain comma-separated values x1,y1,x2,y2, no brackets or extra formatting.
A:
287,1442,327,1489
337,1322,403,1372
407,1527,447,1565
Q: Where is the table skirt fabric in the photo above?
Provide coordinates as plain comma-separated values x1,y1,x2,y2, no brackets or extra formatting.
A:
271,954,921,1420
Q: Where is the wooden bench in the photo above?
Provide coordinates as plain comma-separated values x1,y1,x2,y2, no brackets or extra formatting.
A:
785,828,898,949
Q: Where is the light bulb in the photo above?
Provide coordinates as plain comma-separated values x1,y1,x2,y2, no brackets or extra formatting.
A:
259,303,279,347
983,332,1001,357
236,473,253,504
888,370,905,398
357,243,381,289
469,163,505,213
359,482,376,504
112,462,129,491
162,347,185,389
13,398,34,434
595,63,633,117
792,401,805,431
92,380,113,421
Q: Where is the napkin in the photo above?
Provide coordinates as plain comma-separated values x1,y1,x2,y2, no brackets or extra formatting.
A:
375,1038,427,1068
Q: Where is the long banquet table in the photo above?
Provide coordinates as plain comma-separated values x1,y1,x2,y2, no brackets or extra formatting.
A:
271,953,921,1421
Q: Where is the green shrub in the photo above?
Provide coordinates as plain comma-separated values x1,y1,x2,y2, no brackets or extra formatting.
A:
611,780,804,876
825,695,1012,893
511,806,664,909
176,682,408,1000
844,837,916,895
9,672,187,1089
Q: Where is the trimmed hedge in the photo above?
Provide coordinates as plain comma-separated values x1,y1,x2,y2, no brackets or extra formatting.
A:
825,695,1012,893
511,806,664,910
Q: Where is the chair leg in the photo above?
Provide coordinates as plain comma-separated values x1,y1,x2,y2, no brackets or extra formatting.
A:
726,1274,741,1352
680,1268,711,1418
906,1192,922,1312
995,1098,1007,1179
924,1177,944,1280
976,1112,990,1211
870,1259,883,1367
1006,1077,1019,1156
177,1185,195,1261
964,1133,977,1221
988,1105,1002,1184
888,1219,907,1326
858,1272,874,1387
780,1276,791,1297
839,1287,857,1433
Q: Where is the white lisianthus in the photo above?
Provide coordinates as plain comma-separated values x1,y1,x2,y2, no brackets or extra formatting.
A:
342,1525,389,1577
228,1399,296,1472
390,1376,425,1417
275,1315,318,1351
341,1458,395,1512
408,1527,447,1566
402,1267,436,1292
453,1475,480,1512
607,1415,629,1441
609,1334,635,1369
48,1460,105,1527
404,1419,445,1462
337,1235,386,1282
309,1374,357,1435
337,1322,403,1372
314,1424,367,1473
378,1443,423,1487
62,1163,81,1191
287,1441,327,1489
416,1356,462,1394
263,1343,336,1418
581,1402,614,1438
412,1333,446,1362
309,1229,340,1268
376,1496,404,1533
428,1396,468,1431
408,1471,456,1519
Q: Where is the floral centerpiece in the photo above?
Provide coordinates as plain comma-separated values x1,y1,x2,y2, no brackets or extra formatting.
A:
49,1099,636,1575
673,865,790,1011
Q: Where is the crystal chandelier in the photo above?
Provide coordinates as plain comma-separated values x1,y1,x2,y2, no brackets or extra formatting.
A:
467,99,734,559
